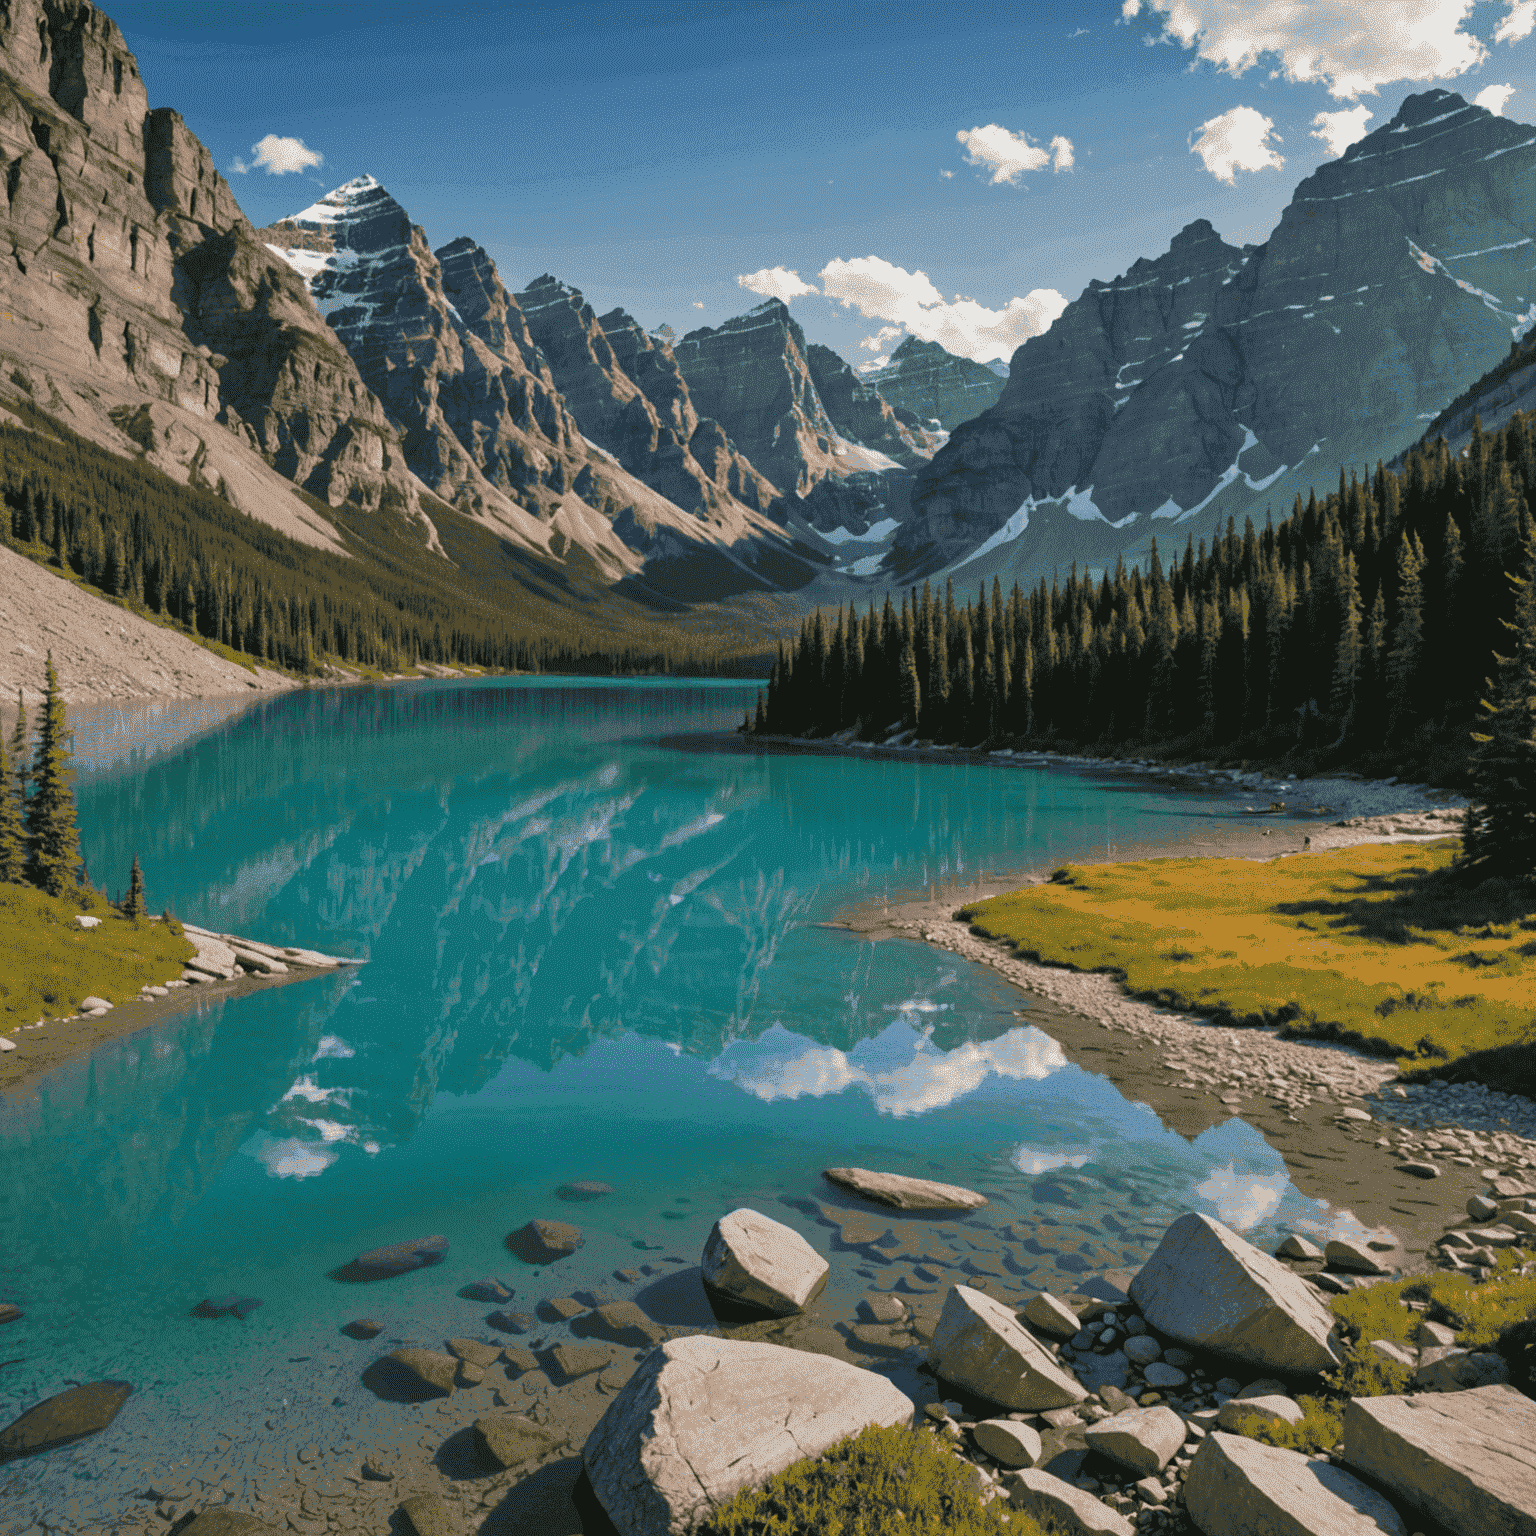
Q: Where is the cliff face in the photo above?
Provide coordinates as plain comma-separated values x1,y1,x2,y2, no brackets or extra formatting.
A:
860,335,1007,430
0,1,419,547
804,342,938,467
900,90,1536,580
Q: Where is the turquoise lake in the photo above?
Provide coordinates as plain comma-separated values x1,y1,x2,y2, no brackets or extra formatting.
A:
0,679,1347,1528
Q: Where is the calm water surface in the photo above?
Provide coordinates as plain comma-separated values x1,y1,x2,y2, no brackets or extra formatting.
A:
0,679,1348,1526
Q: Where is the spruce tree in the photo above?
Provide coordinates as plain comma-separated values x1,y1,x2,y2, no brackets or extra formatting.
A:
8,691,26,805
0,727,23,883
1463,526,1536,884
23,656,82,896
123,855,146,917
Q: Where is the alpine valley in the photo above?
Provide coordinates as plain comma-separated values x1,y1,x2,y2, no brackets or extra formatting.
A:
4,0,1536,662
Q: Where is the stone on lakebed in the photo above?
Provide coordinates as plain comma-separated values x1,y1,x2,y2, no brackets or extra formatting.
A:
354,1234,448,1275
822,1166,987,1210
192,1294,261,1319
506,1219,585,1263
557,1180,613,1202
0,1380,133,1462
701,1207,828,1317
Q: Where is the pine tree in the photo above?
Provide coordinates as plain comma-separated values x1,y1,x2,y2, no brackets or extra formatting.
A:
8,691,26,805
122,855,146,917
22,655,82,896
0,726,23,883
1463,526,1536,884
899,632,922,732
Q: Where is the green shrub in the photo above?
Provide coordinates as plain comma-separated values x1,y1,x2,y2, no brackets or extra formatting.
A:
1225,1396,1342,1453
1329,1281,1418,1346
1324,1341,1413,1399
698,1423,1045,1536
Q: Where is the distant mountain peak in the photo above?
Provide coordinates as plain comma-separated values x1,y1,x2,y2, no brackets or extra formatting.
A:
1390,88,1469,129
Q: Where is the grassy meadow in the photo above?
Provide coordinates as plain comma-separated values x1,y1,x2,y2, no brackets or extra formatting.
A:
960,839,1536,1081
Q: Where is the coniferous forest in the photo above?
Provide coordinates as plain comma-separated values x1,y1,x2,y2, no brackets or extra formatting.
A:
756,415,1536,782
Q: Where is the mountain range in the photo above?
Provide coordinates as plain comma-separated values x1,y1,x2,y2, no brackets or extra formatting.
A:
1,0,1534,647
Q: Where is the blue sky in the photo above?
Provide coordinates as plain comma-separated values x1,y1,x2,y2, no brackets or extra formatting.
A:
109,0,1536,366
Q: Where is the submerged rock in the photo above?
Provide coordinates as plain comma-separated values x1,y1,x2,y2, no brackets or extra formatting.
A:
557,1181,614,1202
354,1235,449,1275
474,1414,553,1470
506,1219,585,1263
823,1166,988,1210
0,1380,133,1462
583,1336,912,1535
172,1515,284,1535
192,1295,262,1319
459,1277,514,1303
700,1208,829,1316
396,1494,455,1536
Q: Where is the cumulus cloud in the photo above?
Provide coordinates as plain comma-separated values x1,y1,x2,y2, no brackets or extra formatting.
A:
860,325,904,353
232,133,324,176
1311,103,1373,155
1195,1162,1288,1230
857,358,890,372
736,266,818,302
956,123,1075,185
1120,0,1525,100
1190,104,1285,183
939,168,955,178
1475,81,1518,114
819,254,1068,364
693,300,704,309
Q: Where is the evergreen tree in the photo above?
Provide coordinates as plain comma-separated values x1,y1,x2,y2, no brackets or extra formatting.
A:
0,726,23,883
899,632,922,732
8,691,26,805
1463,526,1536,884
22,656,82,896
122,854,146,917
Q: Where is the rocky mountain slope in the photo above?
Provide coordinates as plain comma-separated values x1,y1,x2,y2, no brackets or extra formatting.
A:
0,0,424,548
860,336,1008,430
1412,332,1536,456
899,90,1536,582
803,342,939,467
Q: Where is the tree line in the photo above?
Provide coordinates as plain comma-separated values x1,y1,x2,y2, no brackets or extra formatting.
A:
756,415,1536,880
0,402,764,679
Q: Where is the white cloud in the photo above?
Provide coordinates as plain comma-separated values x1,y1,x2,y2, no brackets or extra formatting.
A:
693,300,704,309
1190,104,1285,183
242,133,324,175
736,266,817,302
1310,103,1373,155
956,123,1075,185
819,254,1068,364
1195,1162,1288,1230
1012,1146,1094,1175
1496,0,1536,43
939,168,955,179
230,156,249,175
1123,0,1507,100
1475,81,1518,114
860,325,904,353
251,1135,336,1179
857,358,890,372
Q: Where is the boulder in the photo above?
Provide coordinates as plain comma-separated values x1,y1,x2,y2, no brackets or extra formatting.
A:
571,1301,667,1348
550,1344,612,1382
1142,1362,1188,1389
1415,1347,1510,1391
862,1293,907,1323
1276,1235,1322,1259
583,1336,912,1535
0,1381,133,1462
1343,1386,1536,1534
1022,1291,1083,1339
822,1166,987,1210
459,1278,514,1303
506,1219,585,1263
368,1348,456,1399
929,1284,1086,1410
1216,1395,1305,1431
80,995,112,1011
1129,1213,1341,1374
1083,1405,1185,1475
972,1418,1042,1467
397,1494,455,1536
1124,1334,1162,1366
446,1339,501,1369
1007,1467,1135,1535
1368,1340,1417,1370
1326,1239,1391,1275
1396,1161,1440,1179
700,1208,828,1316
0,1303,19,1325
1184,1432,1405,1536
342,1318,383,1339
173,1516,284,1535
192,1294,261,1319
473,1414,554,1470
73,914,102,930
486,1309,533,1334
1417,1319,1458,1348
354,1235,449,1275
557,1181,613,1202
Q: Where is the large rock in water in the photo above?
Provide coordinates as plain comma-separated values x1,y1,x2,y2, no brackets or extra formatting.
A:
506,1219,584,1263
1184,1432,1406,1536
173,1515,283,1536
1342,1385,1536,1535
583,1335,912,1535
355,1235,448,1275
822,1167,988,1211
929,1285,1085,1410
1129,1213,1341,1374
0,1380,133,1462
700,1208,828,1316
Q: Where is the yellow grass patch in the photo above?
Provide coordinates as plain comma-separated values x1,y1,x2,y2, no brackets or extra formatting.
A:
961,840,1536,1066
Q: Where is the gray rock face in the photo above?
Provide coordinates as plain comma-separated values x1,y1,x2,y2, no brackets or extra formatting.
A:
1083,1405,1185,1475
1129,1212,1342,1374
1342,1386,1536,1534
1217,1395,1305,1431
1185,1431,1406,1536
804,343,937,468
700,1208,829,1316
582,1335,912,1535
1023,1291,1084,1339
861,336,1008,431
972,1417,1042,1467
1007,1467,1135,1535
822,1166,988,1210
901,90,1536,583
0,1379,132,1462
929,1284,1086,1410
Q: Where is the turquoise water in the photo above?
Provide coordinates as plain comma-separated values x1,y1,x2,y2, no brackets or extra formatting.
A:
1,680,1340,1527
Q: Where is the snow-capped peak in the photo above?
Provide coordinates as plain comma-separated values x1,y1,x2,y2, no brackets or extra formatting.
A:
287,175,388,227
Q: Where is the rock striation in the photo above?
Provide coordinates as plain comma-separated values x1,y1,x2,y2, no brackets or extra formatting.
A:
901,90,1536,582
0,0,418,543
804,342,937,467
583,1335,912,1535
860,335,1007,430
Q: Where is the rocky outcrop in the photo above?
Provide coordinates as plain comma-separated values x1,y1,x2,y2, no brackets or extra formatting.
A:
1342,1385,1536,1533
1129,1212,1342,1375
0,0,417,539
901,90,1536,581
804,343,937,467
928,1284,1085,1409
582,1336,912,1535
861,336,1007,430
1184,1432,1406,1536
822,1166,987,1210
700,1208,829,1316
